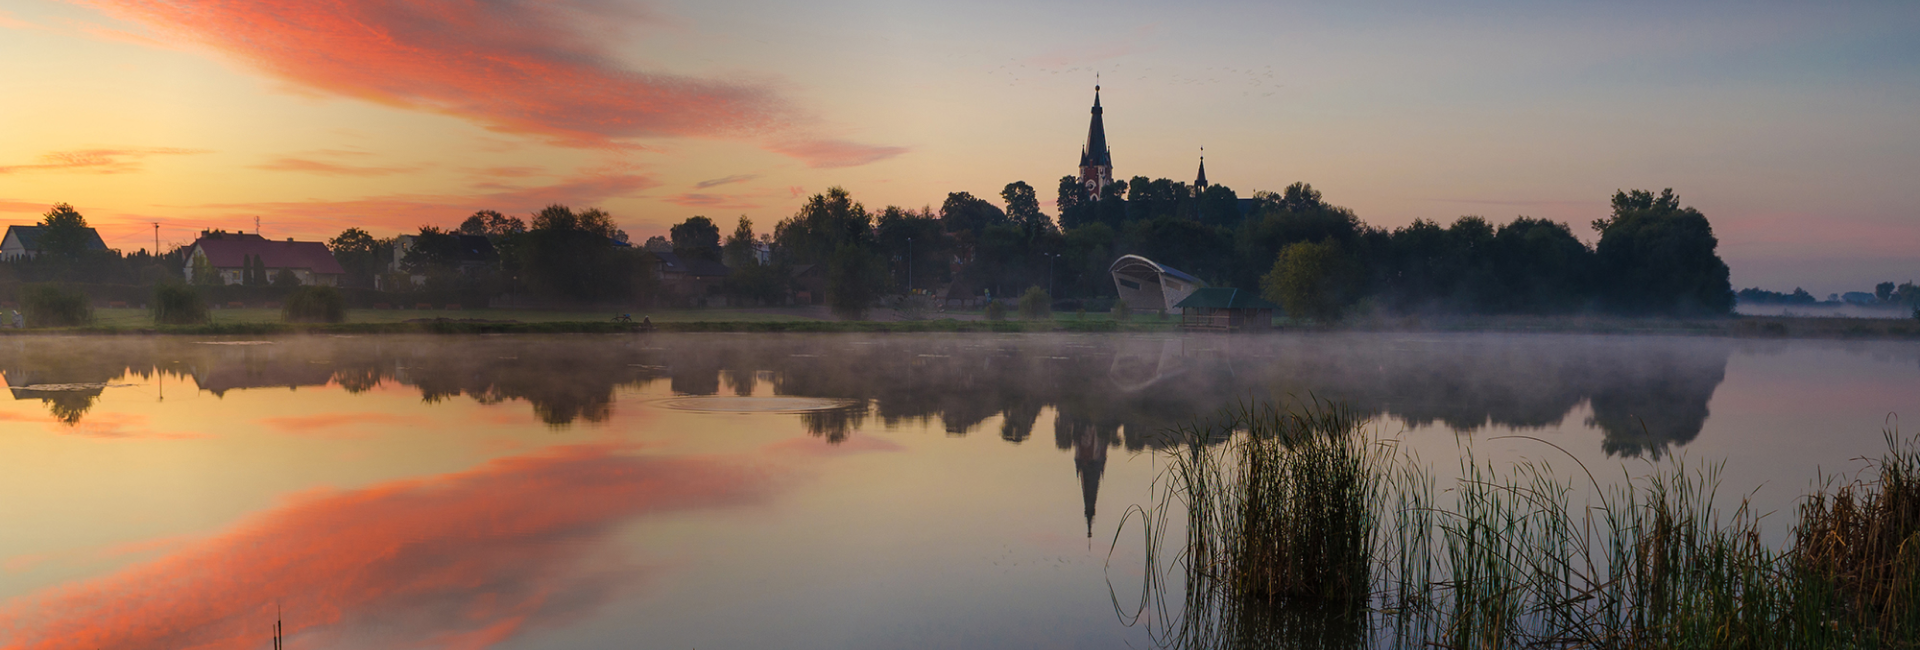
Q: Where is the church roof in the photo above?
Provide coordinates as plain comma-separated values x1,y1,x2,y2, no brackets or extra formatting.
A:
1196,154,1208,188
1079,87,1111,168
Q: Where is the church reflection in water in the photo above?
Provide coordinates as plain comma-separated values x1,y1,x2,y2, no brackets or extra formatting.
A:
1,333,1734,535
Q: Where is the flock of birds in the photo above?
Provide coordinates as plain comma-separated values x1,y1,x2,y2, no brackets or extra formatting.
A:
984,62,1285,98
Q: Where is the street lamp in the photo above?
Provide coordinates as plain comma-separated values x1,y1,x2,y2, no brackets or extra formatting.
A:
1045,252,1061,298
906,237,913,294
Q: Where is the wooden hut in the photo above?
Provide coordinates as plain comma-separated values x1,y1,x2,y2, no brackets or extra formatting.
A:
1173,288,1280,332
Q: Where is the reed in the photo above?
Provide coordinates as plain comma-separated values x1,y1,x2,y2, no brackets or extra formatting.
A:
1121,400,1920,649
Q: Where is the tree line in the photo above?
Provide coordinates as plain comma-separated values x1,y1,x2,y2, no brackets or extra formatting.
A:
652,180,1739,319
7,181,1749,320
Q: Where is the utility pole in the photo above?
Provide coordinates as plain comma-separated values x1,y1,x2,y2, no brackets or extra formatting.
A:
906,237,913,294
152,222,159,256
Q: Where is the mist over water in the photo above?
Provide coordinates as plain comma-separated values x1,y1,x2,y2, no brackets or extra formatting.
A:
0,332,1915,649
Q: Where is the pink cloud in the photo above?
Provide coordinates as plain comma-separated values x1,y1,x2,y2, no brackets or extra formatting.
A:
0,147,209,175
78,0,904,166
83,0,782,146
764,139,910,169
0,200,50,213
694,174,758,189
0,444,782,650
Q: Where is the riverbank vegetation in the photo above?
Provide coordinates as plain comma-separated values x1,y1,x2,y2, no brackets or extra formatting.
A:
8,181,1769,323
1120,400,1920,649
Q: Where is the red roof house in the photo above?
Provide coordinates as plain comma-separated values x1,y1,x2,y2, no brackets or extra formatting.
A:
184,231,345,286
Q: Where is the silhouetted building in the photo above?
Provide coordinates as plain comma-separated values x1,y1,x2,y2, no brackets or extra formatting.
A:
1077,86,1114,197
185,231,344,286
1175,287,1279,331
1110,254,1204,313
1,225,109,260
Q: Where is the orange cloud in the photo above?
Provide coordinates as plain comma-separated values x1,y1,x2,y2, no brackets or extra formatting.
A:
0,444,781,650
251,156,422,177
0,200,49,213
764,139,910,169
0,147,208,175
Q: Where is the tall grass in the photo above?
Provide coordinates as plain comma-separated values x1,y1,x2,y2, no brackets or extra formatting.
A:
1120,400,1920,649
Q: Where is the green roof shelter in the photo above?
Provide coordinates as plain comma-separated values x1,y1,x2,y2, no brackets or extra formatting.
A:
1173,287,1280,331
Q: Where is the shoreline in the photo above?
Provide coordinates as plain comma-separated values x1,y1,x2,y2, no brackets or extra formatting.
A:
2,313,1916,339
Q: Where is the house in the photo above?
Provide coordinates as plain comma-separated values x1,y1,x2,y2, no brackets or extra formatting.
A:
386,233,498,287
1,225,109,260
1173,287,1280,331
183,231,345,286
654,251,730,304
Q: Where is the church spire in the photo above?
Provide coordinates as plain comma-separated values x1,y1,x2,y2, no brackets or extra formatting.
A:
1195,147,1208,190
1077,81,1114,196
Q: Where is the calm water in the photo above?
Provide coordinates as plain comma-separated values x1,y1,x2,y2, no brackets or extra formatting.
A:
1,333,1917,649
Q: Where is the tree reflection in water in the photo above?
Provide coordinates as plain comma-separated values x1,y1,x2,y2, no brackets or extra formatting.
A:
3,334,1737,455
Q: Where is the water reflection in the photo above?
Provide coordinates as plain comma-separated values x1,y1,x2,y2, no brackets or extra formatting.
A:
0,444,778,649
0,334,1738,459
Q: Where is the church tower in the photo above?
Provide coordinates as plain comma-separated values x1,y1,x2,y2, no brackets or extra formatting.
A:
1078,85,1114,197
1194,147,1208,191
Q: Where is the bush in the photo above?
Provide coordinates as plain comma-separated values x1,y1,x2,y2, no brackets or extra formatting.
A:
1113,298,1131,321
1017,286,1051,320
151,283,210,325
22,284,92,327
283,285,347,323
984,300,1007,321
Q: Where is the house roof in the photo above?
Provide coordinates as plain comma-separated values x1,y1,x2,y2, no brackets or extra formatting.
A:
3,225,109,252
1173,287,1281,310
654,251,730,278
192,233,345,274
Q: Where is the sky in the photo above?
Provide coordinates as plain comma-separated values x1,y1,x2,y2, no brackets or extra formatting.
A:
1,0,1916,294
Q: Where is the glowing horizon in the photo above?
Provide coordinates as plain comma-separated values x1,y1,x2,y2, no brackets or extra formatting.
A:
2,0,1916,294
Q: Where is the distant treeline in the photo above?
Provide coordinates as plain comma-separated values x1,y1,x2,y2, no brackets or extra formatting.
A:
682,181,1736,319
8,182,1740,319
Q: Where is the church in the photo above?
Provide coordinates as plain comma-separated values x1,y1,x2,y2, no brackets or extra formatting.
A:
1074,84,1212,200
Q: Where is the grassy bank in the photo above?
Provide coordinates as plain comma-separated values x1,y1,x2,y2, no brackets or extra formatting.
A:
1122,400,1920,649
3,306,1916,338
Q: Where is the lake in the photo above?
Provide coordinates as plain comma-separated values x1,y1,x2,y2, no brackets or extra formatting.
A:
1,332,1916,649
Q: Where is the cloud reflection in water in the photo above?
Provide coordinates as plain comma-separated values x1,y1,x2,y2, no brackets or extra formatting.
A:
0,444,780,650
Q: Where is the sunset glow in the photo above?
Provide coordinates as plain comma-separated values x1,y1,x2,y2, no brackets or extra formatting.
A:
2,0,1915,291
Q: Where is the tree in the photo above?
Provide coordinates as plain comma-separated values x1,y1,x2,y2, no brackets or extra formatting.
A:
1591,189,1733,315
938,191,1006,237
670,216,722,262
1001,181,1052,237
190,251,221,285
522,204,631,302
1877,282,1896,304
271,267,302,288
1261,240,1361,322
1056,176,1091,229
328,227,389,289
37,203,93,260
458,209,525,237
875,206,949,293
827,241,882,320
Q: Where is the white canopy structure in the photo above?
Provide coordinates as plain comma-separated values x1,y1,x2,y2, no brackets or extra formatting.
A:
1109,254,1204,313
